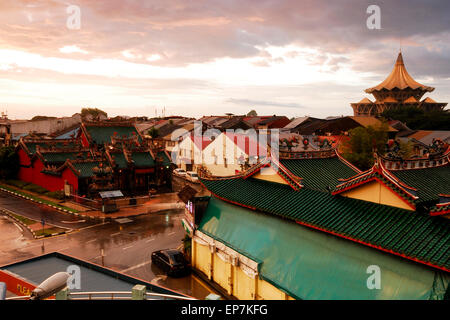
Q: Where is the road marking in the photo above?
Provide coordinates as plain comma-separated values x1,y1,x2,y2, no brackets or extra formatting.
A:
122,245,134,250
121,261,151,273
115,218,133,224
146,238,155,243
86,239,96,244
13,222,23,232
111,232,121,237
61,220,86,224
168,232,176,236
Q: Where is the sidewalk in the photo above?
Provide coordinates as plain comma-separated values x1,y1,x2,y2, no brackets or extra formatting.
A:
72,193,185,220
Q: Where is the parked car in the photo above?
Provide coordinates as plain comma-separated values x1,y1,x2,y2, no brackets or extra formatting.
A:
173,168,186,177
186,171,199,183
151,249,190,277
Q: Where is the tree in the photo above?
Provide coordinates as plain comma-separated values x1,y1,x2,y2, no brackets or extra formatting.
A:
247,109,258,116
81,108,108,120
148,127,159,138
341,122,389,171
31,116,57,121
0,146,20,179
381,106,450,130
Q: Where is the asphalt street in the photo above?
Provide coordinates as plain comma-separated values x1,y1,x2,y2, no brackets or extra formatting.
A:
0,191,95,230
0,200,218,299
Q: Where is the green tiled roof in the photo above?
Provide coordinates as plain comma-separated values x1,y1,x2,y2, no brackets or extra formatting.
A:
200,176,450,271
131,152,155,167
41,152,90,164
156,151,171,166
72,162,99,178
199,197,449,300
280,157,359,191
85,126,141,145
389,166,450,204
111,153,128,169
25,141,79,155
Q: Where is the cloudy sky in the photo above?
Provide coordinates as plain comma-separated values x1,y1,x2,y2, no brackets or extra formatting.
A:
0,0,449,120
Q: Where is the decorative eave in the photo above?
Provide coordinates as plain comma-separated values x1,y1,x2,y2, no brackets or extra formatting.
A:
430,194,450,216
241,156,303,191
333,157,419,210
199,155,303,191
381,145,450,170
17,137,31,155
41,159,81,177
335,149,362,173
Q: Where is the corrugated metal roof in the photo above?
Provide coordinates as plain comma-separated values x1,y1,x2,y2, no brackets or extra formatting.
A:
283,117,309,129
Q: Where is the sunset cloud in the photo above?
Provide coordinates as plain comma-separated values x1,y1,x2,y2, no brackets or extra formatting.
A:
0,0,448,119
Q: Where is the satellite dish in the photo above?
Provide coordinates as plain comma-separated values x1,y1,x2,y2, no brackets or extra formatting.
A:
30,272,70,300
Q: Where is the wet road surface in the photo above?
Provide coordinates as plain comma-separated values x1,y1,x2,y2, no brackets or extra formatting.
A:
0,191,96,230
0,207,219,299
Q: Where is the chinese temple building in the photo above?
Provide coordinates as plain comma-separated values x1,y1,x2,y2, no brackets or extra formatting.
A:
16,120,173,198
351,52,447,116
186,143,450,300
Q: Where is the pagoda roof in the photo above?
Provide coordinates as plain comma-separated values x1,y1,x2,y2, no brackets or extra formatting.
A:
357,97,373,104
404,96,418,103
423,97,437,103
365,52,434,93
382,96,398,103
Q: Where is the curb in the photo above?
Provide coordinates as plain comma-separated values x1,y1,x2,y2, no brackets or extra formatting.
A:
0,186,104,223
0,207,72,240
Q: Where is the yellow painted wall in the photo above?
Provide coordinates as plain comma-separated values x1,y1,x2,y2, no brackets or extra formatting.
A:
252,166,288,185
212,253,230,292
233,266,256,300
194,241,211,277
193,239,294,300
257,278,287,300
341,180,414,211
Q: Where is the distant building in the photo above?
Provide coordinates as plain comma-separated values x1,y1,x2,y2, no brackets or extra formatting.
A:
351,52,447,116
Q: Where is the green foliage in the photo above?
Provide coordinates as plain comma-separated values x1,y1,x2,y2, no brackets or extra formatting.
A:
247,109,258,116
342,122,389,171
81,107,108,119
5,179,28,188
148,127,160,138
397,140,414,159
23,183,48,194
381,106,450,130
31,116,57,121
0,146,20,179
45,190,65,200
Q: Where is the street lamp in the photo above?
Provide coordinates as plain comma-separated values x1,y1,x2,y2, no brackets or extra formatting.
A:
30,272,70,300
